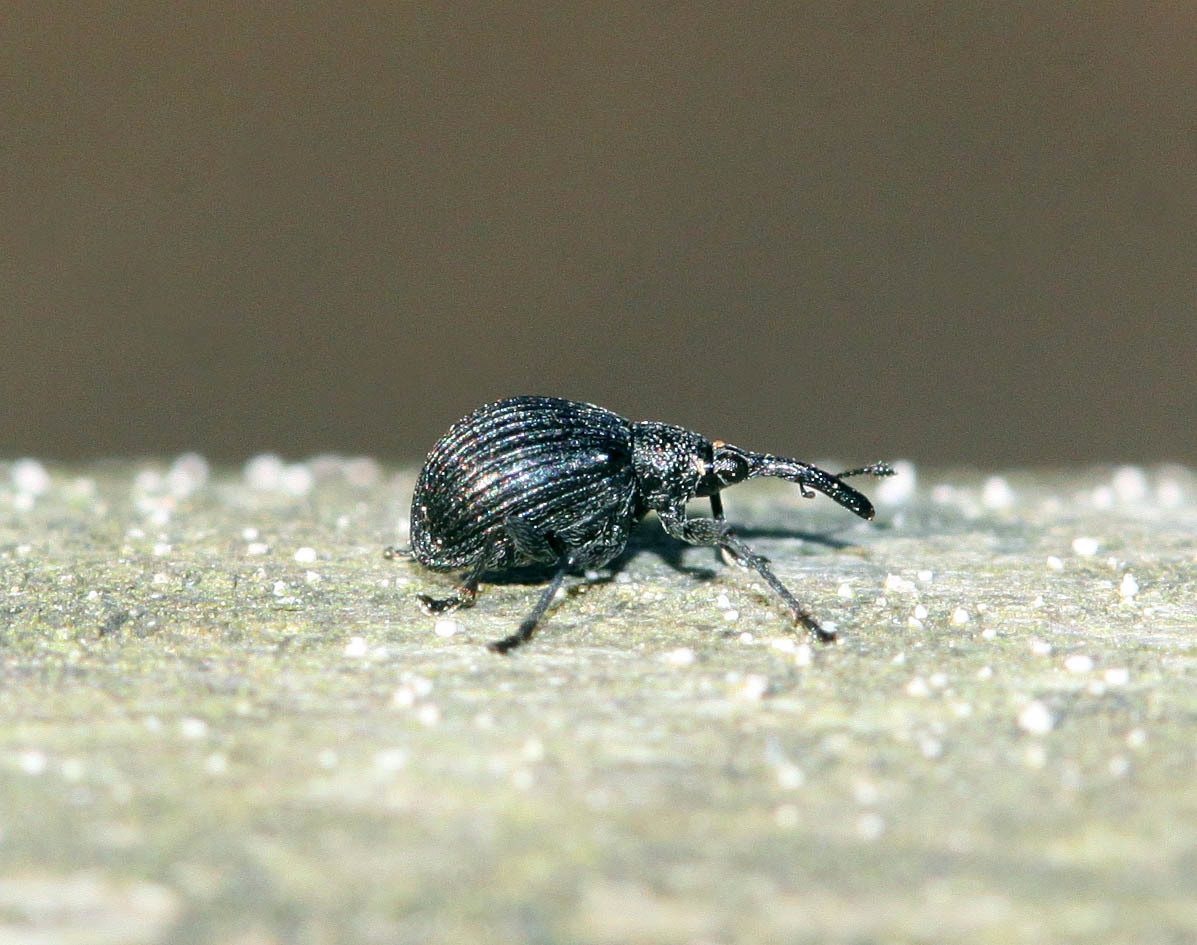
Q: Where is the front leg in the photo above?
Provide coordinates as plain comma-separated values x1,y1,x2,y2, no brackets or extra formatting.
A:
655,505,834,642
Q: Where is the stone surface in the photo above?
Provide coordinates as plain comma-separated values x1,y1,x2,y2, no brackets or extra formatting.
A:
1,458,1194,944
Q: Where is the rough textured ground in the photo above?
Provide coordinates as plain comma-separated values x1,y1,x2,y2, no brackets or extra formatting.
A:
1,456,1194,945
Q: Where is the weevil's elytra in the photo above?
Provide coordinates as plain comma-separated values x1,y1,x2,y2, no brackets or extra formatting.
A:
394,395,894,653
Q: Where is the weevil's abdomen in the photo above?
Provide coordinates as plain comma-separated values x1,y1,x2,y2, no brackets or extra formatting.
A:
410,396,637,571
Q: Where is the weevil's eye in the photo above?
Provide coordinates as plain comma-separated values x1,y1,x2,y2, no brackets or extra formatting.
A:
712,446,751,485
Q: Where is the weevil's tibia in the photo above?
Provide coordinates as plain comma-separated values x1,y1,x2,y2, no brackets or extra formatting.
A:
488,553,575,653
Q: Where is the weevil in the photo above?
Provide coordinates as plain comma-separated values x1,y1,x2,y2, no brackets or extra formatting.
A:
387,395,893,652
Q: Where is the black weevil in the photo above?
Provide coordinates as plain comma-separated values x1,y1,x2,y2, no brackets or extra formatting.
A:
388,396,893,653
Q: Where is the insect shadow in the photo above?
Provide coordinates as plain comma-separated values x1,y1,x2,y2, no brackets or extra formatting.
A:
460,515,875,590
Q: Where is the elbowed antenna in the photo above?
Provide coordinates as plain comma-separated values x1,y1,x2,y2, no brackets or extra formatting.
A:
746,455,895,520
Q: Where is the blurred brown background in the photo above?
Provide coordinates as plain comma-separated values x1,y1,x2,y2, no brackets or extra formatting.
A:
3,3,1193,465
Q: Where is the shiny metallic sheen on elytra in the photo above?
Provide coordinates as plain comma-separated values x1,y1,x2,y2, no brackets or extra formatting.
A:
391,395,894,653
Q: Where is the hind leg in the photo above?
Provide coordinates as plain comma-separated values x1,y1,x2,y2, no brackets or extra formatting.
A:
416,556,486,615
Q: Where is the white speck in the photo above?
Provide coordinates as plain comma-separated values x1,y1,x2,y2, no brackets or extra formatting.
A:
241,526,260,541
919,736,943,759
723,609,740,622
857,812,885,840
246,542,270,556
375,748,408,772
1090,485,1115,509
167,453,209,497
1064,654,1094,674
929,672,948,689
434,618,464,638
281,464,314,497
1108,755,1131,777
951,607,970,626
891,651,906,665
152,542,171,557
1030,639,1053,656
913,604,929,620
416,704,441,726
474,712,495,730
511,768,535,790
151,572,170,586
735,674,770,700
976,666,993,680
344,636,368,657
876,460,916,506
820,620,838,636
293,546,318,563
343,457,381,487
793,643,813,667
1125,728,1147,749
1112,466,1149,503
1071,536,1100,557
1018,700,1054,735
272,580,288,597
244,454,285,490
522,738,545,762
180,717,209,740
12,459,51,497
714,593,732,609
317,749,339,768
18,750,48,775
1031,595,1045,607
852,779,879,805
884,573,917,595
769,637,799,655
1155,476,1184,508
905,676,930,697
663,647,696,666
981,476,1015,509
1119,573,1139,599
775,762,805,789
907,616,924,630
1046,556,1064,571
305,570,322,584
1103,667,1130,686
837,582,853,599
951,701,974,718
204,753,228,776
738,631,755,645
917,570,933,583
144,715,163,733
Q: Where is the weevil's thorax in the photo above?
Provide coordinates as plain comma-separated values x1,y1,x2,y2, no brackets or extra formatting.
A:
630,421,712,510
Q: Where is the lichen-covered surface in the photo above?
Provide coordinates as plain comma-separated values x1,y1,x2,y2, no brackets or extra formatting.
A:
1,457,1194,944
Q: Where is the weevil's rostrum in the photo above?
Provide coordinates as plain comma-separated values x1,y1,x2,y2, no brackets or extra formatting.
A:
393,395,894,653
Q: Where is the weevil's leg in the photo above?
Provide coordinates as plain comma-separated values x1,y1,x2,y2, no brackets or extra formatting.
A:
383,545,411,560
489,553,574,654
657,506,834,642
709,494,739,566
718,530,834,642
417,556,485,615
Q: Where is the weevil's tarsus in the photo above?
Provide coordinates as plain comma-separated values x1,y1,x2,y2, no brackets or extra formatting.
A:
489,553,574,653
416,557,484,615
